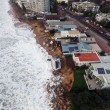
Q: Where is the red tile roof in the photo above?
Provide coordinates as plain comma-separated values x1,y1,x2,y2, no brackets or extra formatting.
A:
74,52,100,62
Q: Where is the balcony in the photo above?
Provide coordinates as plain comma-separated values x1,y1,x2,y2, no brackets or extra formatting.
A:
84,74,103,90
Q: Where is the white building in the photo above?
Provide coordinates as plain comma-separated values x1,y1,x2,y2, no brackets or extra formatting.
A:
16,0,50,13
61,30,81,37
85,63,110,90
95,13,110,22
57,0,69,3
72,1,100,13
45,21,75,30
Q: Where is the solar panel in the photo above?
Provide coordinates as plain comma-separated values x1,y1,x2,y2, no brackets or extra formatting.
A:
97,68,105,74
106,70,110,74
69,47,74,52
69,47,78,52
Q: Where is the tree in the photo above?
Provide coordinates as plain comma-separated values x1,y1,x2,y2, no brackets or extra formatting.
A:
60,1,68,7
100,5,110,13
50,0,58,13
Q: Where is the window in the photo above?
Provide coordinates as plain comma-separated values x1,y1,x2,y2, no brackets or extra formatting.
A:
106,69,110,74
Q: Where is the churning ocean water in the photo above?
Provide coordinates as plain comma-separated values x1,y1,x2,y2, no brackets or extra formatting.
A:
0,0,61,110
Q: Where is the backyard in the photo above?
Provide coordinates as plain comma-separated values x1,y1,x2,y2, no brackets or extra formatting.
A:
67,67,87,110
67,67,110,110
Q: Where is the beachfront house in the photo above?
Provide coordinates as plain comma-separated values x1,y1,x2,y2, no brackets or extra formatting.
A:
61,42,93,55
85,63,110,90
100,55,110,63
45,21,76,31
54,30,81,39
61,30,81,37
72,51,101,66
89,43,102,52
56,37,79,44
78,37,102,52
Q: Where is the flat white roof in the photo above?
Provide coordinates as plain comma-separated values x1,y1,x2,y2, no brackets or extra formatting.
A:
46,21,74,26
91,63,110,83
100,56,110,63
89,43,102,52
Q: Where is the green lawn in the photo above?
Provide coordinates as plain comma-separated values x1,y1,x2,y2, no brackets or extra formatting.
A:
67,67,88,110
104,27,110,32
67,67,110,110
72,68,87,90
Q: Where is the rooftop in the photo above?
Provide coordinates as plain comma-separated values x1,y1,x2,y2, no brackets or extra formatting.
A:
90,63,110,83
79,37,96,43
63,25,77,29
78,42,92,51
68,30,80,35
74,52,100,62
46,21,75,26
61,42,92,54
89,43,102,52
100,55,110,63
73,1,99,7
57,37,79,43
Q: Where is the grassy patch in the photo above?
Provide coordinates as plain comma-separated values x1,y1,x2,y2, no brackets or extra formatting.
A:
104,27,110,32
67,67,88,110
67,67,110,110
72,68,87,91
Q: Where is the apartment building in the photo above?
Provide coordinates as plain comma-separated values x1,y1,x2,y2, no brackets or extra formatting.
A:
29,0,50,13
72,1,100,13
16,0,50,13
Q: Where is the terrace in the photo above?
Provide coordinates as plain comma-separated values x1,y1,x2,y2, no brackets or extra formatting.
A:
85,63,110,90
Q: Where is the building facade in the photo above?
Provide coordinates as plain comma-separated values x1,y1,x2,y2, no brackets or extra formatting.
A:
16,0,50,13
85,63,110,90
72,1,100,13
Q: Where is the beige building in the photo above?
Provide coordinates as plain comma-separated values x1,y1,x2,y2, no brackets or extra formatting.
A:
72,1,100,13
29,0,50,13
16,0,50,13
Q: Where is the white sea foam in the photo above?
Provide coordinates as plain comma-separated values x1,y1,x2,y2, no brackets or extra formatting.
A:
0,0,61,110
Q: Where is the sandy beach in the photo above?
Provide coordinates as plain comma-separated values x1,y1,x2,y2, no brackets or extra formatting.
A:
9,1,74,110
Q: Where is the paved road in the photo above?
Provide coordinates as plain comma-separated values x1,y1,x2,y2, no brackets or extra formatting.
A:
59,6,110,54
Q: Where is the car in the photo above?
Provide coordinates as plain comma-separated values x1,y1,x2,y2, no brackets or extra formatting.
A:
85,26,89,30
105,33,110,37
99,30,103,34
